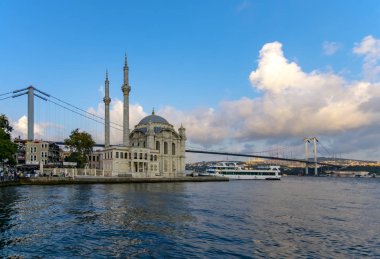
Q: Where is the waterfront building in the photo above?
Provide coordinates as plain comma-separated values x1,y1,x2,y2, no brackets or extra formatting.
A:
24,140,60,166
87,150,102,169
98,56,186,177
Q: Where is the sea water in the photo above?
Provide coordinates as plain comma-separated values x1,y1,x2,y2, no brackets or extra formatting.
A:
0,177,379,258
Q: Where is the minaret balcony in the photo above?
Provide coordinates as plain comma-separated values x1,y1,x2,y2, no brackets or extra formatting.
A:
103,97,111,104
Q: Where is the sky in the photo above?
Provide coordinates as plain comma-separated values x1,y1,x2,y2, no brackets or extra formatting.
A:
1,0,380,162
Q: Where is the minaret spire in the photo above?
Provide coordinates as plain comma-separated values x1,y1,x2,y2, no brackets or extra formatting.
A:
122,54,131,146
123,53,129,86
103,70,111,147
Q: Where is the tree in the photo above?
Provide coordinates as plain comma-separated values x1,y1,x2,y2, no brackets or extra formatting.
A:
0,114,17,166
64,128,95,168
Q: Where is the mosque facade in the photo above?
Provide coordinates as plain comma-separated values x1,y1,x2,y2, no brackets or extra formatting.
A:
99,56,186,177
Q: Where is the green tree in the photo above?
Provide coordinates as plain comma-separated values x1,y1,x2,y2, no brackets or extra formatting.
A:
64,128,95,168
0,114,17,165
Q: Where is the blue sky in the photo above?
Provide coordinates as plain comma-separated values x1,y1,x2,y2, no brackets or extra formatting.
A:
1,1,380,160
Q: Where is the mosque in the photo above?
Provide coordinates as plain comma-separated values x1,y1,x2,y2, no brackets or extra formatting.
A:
98,56,186,177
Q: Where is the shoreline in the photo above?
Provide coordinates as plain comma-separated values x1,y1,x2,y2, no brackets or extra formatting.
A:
0,176,229,187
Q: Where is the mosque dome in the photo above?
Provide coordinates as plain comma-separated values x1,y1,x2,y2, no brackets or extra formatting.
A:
137,110,169,126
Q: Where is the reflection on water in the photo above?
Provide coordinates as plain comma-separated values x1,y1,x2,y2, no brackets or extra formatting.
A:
0,178,379,257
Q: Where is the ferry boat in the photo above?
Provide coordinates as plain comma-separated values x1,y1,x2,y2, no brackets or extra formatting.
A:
203,162,281,180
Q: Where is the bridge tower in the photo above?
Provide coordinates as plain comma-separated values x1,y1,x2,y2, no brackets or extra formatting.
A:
304,137,318,175
27,86,34,141
12,86,49,141
304,138,309,175
312,137,318,176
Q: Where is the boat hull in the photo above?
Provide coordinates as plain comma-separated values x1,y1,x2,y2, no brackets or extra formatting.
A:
207,173,281,180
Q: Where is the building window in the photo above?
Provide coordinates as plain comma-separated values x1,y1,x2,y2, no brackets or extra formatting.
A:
164,142,168,154
164,160,168,172
154,155,157,161
134,153,137,159
172,143,176,155
150,154,153,161
156,141,160,151
34,147,37,153
120,152,123,159
139,153,142,159
143,141,146,148
116,152,119,159
125,152,128,159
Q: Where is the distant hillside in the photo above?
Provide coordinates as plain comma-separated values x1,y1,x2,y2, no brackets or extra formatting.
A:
308,157,377,163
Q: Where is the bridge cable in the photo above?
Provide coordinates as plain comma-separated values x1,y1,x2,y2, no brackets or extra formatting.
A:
49,95,123,128
0,91,13,97
0,96,12,101
316,139,332,157
47,99,123,131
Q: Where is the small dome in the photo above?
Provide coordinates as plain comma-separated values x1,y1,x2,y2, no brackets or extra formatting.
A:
138,111,169,125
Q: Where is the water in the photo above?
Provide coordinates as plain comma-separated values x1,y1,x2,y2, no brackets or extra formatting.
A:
0,177,379,258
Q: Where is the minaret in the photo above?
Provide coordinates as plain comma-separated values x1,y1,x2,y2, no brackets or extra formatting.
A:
103,70,111,147
121,54,131,146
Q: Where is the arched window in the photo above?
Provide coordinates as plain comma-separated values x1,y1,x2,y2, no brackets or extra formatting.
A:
164,142,168,154
156,141,160,151
172,143,176,155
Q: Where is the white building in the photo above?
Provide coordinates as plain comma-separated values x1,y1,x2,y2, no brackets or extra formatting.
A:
25,140,60,166
99,57,186,177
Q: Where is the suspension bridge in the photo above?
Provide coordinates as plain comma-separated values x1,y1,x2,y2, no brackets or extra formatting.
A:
1,85,342,173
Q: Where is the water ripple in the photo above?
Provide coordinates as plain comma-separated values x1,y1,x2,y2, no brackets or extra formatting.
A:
0,178,379,257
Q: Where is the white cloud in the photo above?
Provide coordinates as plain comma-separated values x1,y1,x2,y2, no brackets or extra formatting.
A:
11,115,64,141
353,35,380,81
157,38,380,160
322,41,341,55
